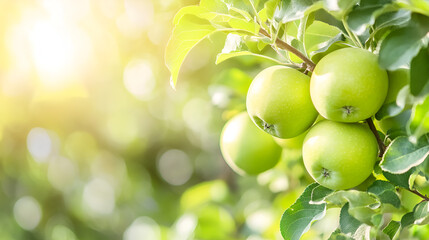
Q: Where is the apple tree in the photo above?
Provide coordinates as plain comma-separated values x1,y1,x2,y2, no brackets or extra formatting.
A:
166,0,429,239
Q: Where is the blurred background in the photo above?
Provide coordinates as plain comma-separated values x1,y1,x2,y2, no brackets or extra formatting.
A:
0,0,329,239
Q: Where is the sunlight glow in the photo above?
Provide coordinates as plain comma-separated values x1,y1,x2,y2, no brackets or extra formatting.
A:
28,20,92,88
42,0,90,22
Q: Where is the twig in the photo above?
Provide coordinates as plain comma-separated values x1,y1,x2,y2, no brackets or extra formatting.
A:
366,118,386,157
259,28,316,72
406,188,429,201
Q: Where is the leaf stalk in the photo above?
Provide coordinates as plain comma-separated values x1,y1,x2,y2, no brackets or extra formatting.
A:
259,28,316,72
407,188,429,201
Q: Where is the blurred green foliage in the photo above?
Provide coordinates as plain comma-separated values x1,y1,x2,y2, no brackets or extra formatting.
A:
0,0,313,239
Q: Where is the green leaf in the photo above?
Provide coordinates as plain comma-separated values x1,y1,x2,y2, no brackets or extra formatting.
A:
371,213,384,228
397,0,429,17
379,14,429,70
378,27,422,70
367,180,401,208
324,190,380,224
408,96,429,140
275,0,324,23
216,34,286,64
305,21,343,53
328,229,355,240
311,184,334,203
290,39,306,61
221,0,269,19
374,9,411,30
174,3,261,33
353,224,372,239
280,183,329,240
382,220,400,239
380,136,429,174
259,0,280,22
180,180,228,211
165,15,217,89
323,0,360,19
200,0,229,13
401,211,415,228
413,201,429,225
314,9,347,33
173,5,227,26
401,201,429,228
410,47,429,96
382,168,414,189
340,203,363,234
376,84,416,121
375,102,404,120
310,40,349,63
228,18,260,33
346,0,393,34
216,51,286,64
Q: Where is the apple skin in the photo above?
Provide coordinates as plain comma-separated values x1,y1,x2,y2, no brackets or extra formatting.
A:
310,48,388,122
220,112,282,175
273,132,306,149
247,66,318,138
273,115,325,149
302,120,378,190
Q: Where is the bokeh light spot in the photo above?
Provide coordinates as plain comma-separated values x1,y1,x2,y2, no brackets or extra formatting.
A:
27,127,52,162
124,0,154,28
51,225,77,240
246,209,274,233
172,214,197,240
157,149,193,186
82,178,115,215
123,59,156,101
13,196,42,230
91,151,127,190
48,157,78,191
123,216,161,240
182,98,212,132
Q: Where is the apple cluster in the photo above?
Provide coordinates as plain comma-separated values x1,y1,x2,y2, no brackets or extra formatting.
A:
220,48,399,190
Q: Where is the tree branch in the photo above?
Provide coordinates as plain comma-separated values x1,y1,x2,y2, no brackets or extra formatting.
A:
259,28,316,72
407,188,429,201
366,118,386,157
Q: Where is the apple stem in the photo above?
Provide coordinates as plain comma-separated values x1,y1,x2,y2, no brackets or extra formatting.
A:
407,188,429,201
365,118,386,157
259,28,316,72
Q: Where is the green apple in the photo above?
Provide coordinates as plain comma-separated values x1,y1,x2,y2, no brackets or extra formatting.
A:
384,68,410,104
310,48,388,122
273,132,306,150
302,120,378,190
273,115,325,149
220,112,282,175
246,66,318,138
